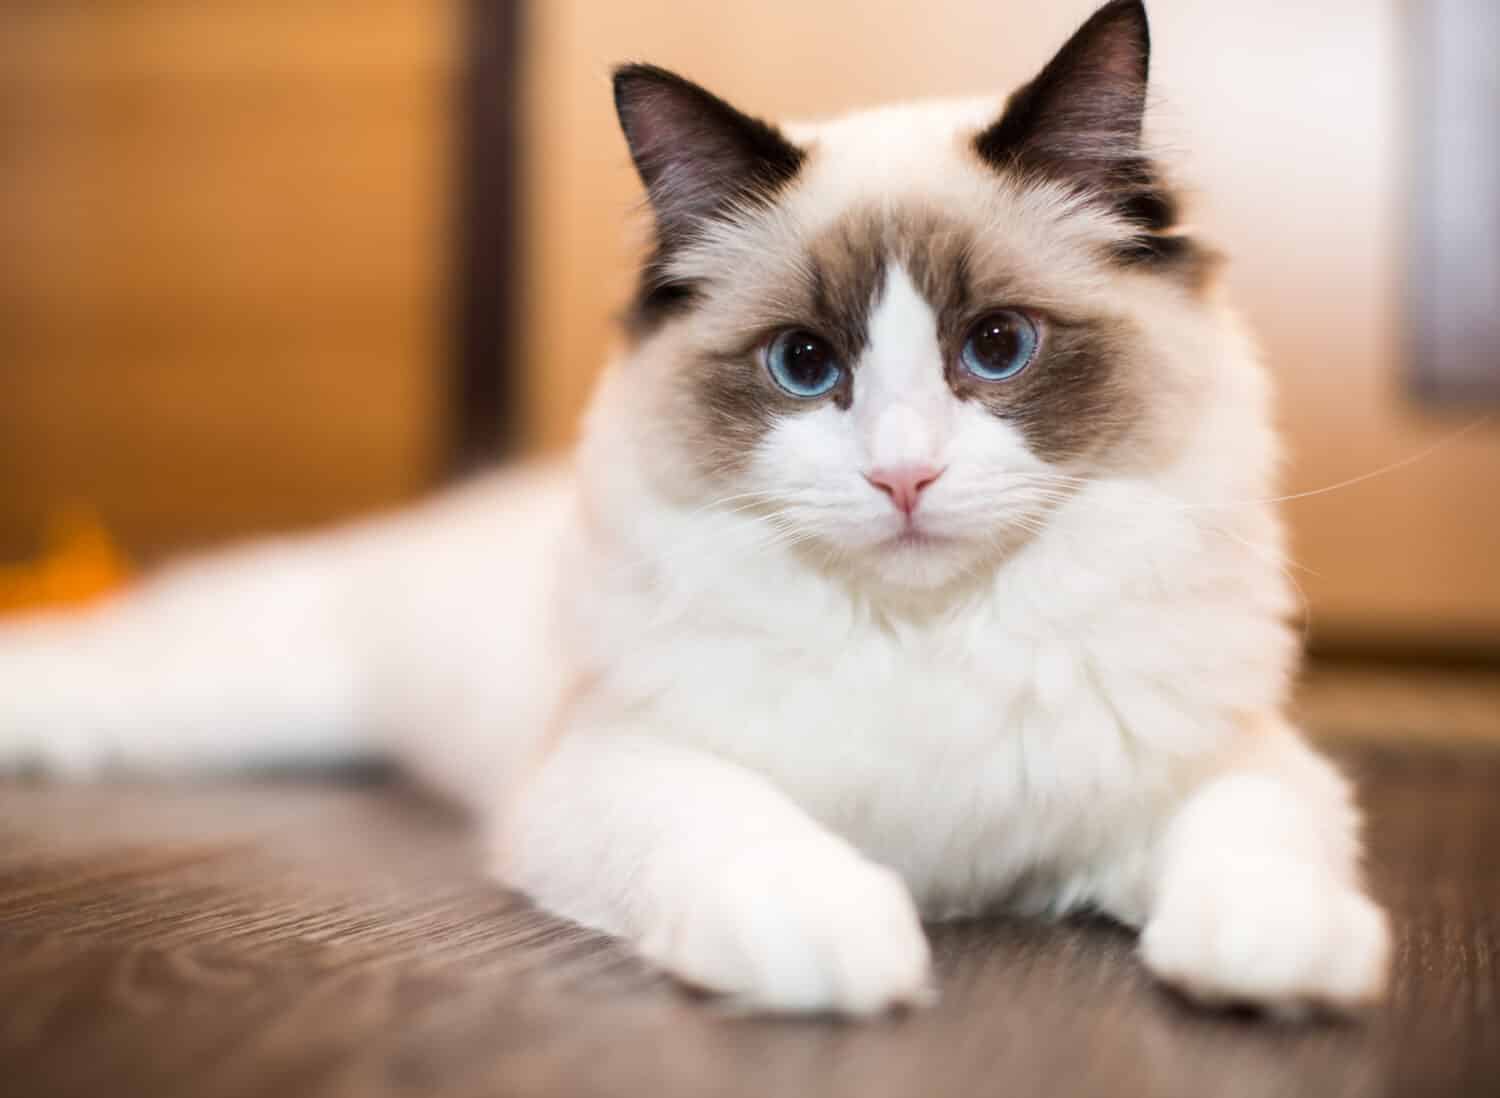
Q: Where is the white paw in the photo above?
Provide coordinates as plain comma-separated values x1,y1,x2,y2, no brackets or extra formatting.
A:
641,842,933,1016
1141,856,1390,1016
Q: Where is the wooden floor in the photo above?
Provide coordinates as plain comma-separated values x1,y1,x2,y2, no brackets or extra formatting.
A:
2,738,1498,1095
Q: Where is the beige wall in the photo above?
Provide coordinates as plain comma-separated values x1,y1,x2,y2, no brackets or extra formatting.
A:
521,0,1500,646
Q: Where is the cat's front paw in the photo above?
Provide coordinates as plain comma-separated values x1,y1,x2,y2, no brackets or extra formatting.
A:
1141,856,1390,1016
642,841,932,1016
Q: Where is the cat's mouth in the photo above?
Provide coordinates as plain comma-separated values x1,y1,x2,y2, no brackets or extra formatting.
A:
883,526,950,552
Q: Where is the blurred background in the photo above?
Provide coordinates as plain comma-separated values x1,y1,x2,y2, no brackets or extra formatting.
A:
2,0,1498,668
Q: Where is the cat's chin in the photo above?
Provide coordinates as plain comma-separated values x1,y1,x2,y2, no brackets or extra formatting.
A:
841,516,1046,596
885,529,949,552
849,530,990,594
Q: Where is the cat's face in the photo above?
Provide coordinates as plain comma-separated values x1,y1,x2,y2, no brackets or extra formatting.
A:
612,1,1231,593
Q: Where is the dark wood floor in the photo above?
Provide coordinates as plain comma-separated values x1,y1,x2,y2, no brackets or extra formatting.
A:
2,741,1498,1098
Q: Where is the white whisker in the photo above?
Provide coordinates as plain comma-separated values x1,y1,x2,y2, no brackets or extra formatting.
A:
1172,417,1491,513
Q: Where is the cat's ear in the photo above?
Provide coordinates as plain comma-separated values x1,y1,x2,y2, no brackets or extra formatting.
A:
613,64,806,249
975,0,1153,202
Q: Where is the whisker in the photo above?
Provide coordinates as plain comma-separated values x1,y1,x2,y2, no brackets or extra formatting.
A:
1170,416,1491,512
1204,523,1314,644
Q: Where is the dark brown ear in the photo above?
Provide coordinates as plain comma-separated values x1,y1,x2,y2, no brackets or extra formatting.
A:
974,1,1166,226
613,64,805,253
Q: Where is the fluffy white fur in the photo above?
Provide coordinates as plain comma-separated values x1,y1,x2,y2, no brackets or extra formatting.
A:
0,81,1388,1016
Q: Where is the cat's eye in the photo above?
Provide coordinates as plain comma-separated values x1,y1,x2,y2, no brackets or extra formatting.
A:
960,310,1041,382
765,330,843,399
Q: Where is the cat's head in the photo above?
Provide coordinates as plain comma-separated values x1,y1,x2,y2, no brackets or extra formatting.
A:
603,0,1264,595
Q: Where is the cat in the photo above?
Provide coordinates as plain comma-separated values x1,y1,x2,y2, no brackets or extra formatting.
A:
0,0,1389,1017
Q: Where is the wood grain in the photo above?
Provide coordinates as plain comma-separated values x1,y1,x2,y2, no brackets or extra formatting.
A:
0,740,1497,1097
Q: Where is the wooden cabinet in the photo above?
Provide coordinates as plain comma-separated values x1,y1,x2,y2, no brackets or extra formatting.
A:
0,3,458,561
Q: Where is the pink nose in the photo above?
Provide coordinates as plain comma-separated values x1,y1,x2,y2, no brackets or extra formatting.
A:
865,464,945,516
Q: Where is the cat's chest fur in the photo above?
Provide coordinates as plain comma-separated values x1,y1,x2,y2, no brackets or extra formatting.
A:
564,491,1279,922
653,619,1169,919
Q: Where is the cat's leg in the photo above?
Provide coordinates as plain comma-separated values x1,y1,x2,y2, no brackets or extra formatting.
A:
1137,718,1390,1014
0,536,373,776
497,730,933,1015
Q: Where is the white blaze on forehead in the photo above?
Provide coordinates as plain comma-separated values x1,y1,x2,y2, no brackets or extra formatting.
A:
782,97,1003,225
855,264,953,470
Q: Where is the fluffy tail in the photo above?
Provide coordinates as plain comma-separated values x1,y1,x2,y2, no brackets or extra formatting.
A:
0,534,375,776
0,466,572,805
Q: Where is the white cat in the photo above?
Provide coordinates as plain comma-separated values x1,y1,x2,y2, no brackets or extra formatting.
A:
0,0,1389,1016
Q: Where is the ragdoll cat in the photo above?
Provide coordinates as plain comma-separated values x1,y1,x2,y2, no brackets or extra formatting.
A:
0,0,1389,1016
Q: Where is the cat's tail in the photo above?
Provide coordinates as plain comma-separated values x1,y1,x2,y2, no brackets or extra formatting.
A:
0,464,573,790
0,532,378,777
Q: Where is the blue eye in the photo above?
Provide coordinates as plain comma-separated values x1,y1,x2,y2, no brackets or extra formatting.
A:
765,329,843,398
960,310,1041,381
